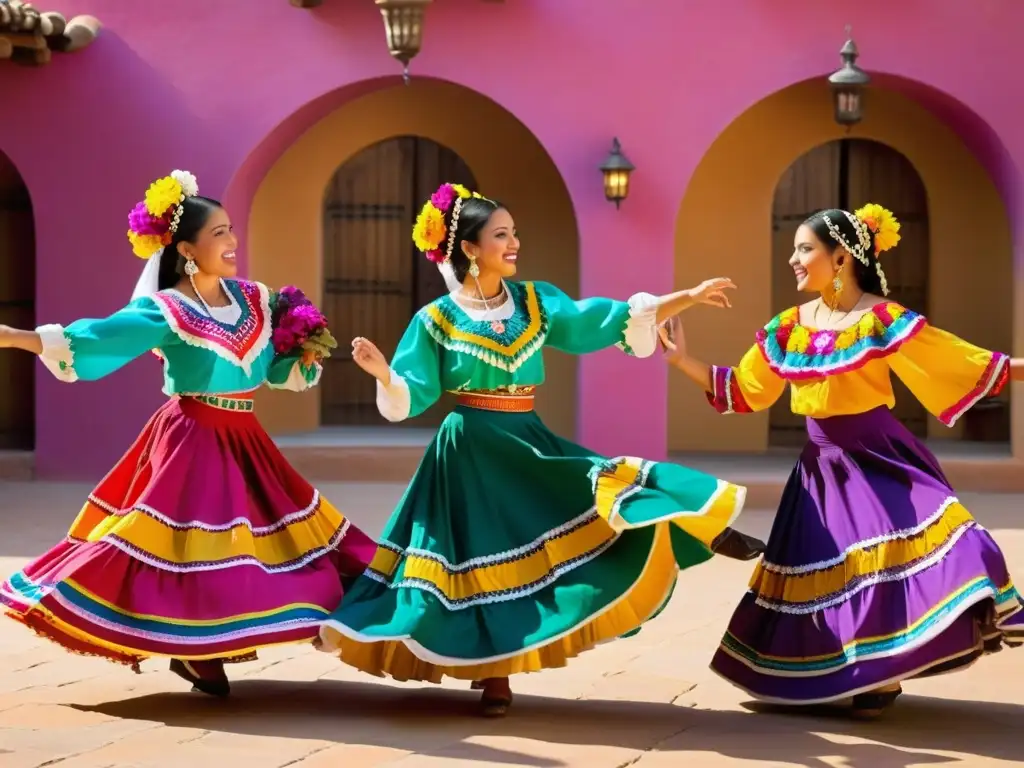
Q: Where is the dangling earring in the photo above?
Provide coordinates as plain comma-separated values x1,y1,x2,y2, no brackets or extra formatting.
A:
828,264,844,311
184,259,199,277
468,258,480,278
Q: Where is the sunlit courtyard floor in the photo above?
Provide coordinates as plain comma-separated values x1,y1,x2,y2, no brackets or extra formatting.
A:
1,481,1022,767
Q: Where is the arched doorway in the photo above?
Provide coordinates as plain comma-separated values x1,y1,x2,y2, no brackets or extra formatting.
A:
0,152,34,450
768,139,930,446
319,136,477,427
245,79,581,439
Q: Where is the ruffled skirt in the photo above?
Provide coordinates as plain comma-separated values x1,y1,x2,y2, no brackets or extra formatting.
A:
319,404,748,682
1,396,375,666
711,406,1024,704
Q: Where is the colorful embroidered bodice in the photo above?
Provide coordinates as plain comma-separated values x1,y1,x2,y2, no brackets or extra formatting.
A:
379,280,657,421
36,279,320,395
706,301,1008,427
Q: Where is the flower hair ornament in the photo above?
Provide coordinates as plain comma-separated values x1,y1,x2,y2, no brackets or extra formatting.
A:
412,182,493,284
821,202,901,297
126,170,200,260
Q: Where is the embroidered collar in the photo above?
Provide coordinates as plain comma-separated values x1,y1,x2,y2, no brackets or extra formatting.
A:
756,301,925,380
152,280,272,374
420,281,548,372
448,280,516,322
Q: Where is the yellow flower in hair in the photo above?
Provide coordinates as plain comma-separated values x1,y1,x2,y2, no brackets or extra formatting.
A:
854,203,901,256
144,176,184,217
450,184,472,199
412,203,446,253
127,231,166,259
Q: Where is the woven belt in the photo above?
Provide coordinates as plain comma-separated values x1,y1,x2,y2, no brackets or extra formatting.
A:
189,394,255,412
455,392,534,413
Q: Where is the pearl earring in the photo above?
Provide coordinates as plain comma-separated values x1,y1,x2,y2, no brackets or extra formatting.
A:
184,259,199,277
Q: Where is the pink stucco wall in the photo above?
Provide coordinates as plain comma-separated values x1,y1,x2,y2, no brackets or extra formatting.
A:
0,0,1020,478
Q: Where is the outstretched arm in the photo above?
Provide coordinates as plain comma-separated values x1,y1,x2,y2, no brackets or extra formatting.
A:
538,278,735,359
653,277,735,324
890,323,1012,427
0,297,171,382
660,316,785,414
0,327,43,355
1011,358,1024,381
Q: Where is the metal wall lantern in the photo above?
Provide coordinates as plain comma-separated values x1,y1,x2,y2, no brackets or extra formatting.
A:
828,27,870,128
599,138,634,209
376,0,432,84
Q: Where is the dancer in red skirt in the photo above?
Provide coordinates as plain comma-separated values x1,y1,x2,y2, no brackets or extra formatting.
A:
0,170,375,696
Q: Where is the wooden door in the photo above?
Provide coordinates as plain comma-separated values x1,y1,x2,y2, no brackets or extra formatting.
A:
769,139,929,446
769,142,840,447
320,137,476,427
0,155,34,450
845,140,929,437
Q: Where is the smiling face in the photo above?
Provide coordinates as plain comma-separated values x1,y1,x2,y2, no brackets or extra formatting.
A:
790,223,843,294
178,206,239,278
463,207,519,279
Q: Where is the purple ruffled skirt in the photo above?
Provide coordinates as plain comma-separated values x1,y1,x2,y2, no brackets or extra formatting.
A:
711,406,1024,704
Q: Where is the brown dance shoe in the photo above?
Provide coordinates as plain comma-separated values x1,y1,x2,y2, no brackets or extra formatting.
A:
169,658,231,697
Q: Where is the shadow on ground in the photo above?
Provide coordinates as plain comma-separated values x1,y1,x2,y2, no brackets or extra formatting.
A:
74,678,1022,767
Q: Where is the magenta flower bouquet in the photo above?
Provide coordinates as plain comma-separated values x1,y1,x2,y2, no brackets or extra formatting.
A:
270,286,338,362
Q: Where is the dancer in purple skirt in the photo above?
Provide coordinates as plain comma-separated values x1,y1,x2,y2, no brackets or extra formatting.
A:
660,202,1024,718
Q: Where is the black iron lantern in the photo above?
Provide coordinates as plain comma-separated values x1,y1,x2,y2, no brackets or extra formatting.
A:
828,29,870,128
376,0,432,84
599,138,634,209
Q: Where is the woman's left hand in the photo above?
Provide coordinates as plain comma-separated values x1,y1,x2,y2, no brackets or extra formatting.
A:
658,316,688,362
687,277,735,309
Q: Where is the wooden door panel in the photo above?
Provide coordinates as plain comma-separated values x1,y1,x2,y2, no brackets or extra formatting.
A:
320,137,476,427
321,138,414,426
0,165,34,449
769,143,840,446
846,140,929,437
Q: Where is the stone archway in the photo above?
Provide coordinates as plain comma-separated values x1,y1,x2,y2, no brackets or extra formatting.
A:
0,151,34,450
320,136,477,428
243,79,580,438
669,79,1013,454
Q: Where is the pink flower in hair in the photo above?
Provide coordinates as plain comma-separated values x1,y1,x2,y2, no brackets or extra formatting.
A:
425,248,445,263
430,184,457,212
128,202,170,236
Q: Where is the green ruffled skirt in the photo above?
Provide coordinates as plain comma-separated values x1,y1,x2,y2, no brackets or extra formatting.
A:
318,405,748,682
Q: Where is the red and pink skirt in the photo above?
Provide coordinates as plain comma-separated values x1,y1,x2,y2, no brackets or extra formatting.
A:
1,394,375,666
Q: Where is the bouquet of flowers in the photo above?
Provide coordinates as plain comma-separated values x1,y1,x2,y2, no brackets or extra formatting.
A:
270,286,338,364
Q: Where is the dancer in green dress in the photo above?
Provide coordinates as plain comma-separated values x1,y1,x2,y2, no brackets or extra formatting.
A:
318,183,763,716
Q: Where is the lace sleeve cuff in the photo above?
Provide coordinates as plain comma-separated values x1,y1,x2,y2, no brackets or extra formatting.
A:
376,369,411,422
620,292,659,358
36,324,78,383
704,365,752,414
266,361,323,392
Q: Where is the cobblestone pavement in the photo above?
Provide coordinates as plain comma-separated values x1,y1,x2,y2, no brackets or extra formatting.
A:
1,481,1022,767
